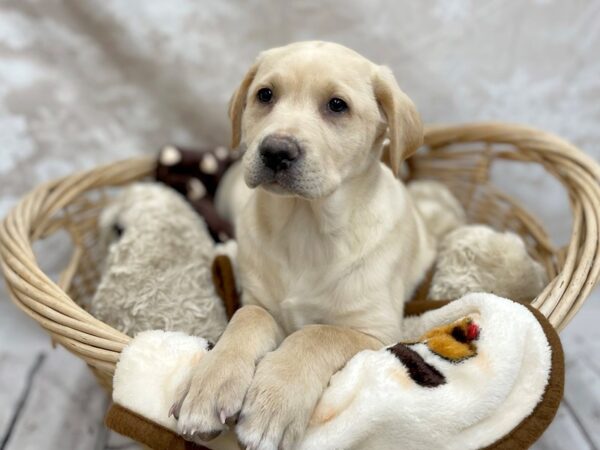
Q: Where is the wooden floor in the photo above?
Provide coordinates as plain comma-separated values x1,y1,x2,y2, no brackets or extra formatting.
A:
1,282,599,449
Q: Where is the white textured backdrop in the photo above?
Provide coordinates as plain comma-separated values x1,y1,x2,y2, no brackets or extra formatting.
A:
1,0,599,244
0,2,599,448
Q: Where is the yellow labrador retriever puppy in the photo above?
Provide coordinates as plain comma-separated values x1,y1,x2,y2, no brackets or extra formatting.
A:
173,41,435,450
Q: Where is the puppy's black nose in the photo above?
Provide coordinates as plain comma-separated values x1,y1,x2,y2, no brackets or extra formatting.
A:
259,135,301,171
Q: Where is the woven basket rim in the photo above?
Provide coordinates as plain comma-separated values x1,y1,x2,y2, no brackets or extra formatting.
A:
1,121,599,386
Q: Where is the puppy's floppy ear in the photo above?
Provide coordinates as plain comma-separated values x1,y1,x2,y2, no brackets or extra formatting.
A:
373,66,423,176
228,59,261,149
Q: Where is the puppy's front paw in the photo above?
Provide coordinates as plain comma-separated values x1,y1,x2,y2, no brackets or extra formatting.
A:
236,352,319,450
172,349,255,442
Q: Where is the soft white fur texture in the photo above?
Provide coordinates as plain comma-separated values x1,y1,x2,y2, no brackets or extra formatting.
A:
407,180,467,241
429,225,548,302
112,330,239,450
113,330,210,429
406,182,546,301
112,294,552,450
91,183,228,341
297,293,552,450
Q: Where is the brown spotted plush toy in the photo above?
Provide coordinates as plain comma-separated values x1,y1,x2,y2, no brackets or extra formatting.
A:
156,145,240,243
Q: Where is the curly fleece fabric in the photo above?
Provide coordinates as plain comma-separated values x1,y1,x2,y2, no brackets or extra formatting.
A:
429,225,548,302
407,180,547,302
90,183,228,342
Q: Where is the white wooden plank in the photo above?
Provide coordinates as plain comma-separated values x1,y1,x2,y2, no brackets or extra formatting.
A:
0,284,50,354
4,347,109,450
104,430,142,450
0,352,44,446
533,402,593,450
561,355,600,449
558,291,600,358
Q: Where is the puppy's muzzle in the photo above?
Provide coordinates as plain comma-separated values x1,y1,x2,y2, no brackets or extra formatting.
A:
259,135,302,172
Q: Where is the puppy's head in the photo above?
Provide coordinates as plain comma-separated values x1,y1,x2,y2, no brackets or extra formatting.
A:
229,41,422,198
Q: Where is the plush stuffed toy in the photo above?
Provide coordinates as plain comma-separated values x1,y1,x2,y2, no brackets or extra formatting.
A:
91,183,229,342
407,180,547,302
408,180,467,241
428,224,548,302
155,144,240,242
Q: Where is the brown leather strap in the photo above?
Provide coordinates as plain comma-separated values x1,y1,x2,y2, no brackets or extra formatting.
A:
211,254,240,319
409,264,437,302
105,403,210,450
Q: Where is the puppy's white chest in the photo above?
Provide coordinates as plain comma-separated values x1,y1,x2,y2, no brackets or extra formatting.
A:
270,262,336,333
279,294,326,331
238,236,334,331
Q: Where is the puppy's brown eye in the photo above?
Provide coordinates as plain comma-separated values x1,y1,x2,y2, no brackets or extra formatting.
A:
328,98,348,113
257,88,273,103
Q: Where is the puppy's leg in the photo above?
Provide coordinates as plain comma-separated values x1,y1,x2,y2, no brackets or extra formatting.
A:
236,325,382,450
174,304,284,442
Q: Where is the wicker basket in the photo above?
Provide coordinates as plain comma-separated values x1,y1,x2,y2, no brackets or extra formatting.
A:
1,122,599,392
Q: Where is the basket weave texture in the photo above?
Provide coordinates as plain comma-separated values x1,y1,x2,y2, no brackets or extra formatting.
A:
1,122,599,391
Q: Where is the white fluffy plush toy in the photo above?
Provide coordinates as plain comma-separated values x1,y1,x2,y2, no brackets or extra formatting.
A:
408,180,547,302
408,180,467,241
429,224,548,302
90,183,228,341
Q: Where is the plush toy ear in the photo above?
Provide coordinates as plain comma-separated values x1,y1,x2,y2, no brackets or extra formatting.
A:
373,66,423,176
228,59,261,149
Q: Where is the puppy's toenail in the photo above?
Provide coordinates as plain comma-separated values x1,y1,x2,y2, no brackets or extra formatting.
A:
168,402,179,419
